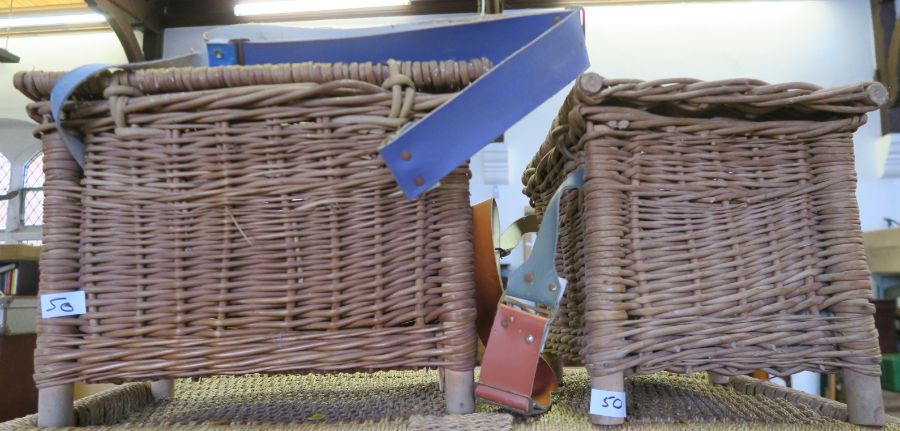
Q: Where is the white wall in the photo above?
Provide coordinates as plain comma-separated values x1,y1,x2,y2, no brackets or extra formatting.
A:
0,31,128,243
0,31,127,121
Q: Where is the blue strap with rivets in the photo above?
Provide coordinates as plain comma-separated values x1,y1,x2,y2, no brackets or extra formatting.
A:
207,10,589,199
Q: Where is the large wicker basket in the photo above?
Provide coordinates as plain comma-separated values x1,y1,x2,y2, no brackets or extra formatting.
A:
523,73,887,425
14,60,489,422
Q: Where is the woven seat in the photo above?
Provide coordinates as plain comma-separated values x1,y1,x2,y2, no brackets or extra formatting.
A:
523,73,887,425
14,60,489,424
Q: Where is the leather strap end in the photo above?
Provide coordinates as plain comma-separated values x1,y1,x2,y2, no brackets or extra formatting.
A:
478,305,550,414
475,383,532,414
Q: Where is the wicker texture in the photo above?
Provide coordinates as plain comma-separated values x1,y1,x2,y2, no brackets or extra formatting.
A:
14,60,490,388
2,369,893,431
523,74,885,379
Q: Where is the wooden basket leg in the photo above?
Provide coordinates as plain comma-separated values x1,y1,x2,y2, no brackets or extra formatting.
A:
707,372,730,385
151,379,174,401
843,369,884,426
38,383,74,427
442,368,474,414
591,373,625,426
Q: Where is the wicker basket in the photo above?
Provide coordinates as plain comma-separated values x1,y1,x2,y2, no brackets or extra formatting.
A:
523,73,887,425
14,60,489,419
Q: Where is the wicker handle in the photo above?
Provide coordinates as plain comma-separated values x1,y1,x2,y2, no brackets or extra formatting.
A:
382,60,416,123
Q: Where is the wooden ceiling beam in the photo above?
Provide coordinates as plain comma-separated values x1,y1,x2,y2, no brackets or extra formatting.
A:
93,0,144,61
86,0,159,31
86,0,166,61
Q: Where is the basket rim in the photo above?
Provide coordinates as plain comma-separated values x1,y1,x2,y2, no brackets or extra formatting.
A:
13,59,493,102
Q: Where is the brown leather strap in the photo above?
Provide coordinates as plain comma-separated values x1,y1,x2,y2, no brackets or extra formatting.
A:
473,200,502,343
472,199,558,414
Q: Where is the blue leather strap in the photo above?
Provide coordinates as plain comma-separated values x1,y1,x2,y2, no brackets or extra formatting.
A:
209,10,589,198
504,169,584,345
48,54,198,168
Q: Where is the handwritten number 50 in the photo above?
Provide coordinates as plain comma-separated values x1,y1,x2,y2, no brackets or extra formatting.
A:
601,396,623,410
46,297,74,313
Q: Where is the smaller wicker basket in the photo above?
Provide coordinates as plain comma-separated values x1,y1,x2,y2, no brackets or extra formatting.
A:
522,72,887,425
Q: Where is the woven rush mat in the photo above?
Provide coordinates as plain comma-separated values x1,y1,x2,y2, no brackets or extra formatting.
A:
2,369,897,430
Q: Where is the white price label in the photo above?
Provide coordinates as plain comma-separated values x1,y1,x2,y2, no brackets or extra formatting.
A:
40,291,86,318
590,389,626,418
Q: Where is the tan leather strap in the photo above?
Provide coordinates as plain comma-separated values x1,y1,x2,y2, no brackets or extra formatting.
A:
473,200,502,343
472,199,557,414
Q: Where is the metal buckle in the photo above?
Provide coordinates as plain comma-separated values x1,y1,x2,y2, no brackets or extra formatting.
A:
498,291,562,352
499,293,555,319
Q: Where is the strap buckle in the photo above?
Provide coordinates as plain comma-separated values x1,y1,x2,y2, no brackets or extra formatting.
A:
500,293,556,319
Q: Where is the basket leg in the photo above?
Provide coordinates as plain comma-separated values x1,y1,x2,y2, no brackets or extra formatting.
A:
707,372,730,385
843,369,884,426
544,352,565,386
590,373,625,426
38,383,74,427
151,379,174,400
442,368,474,414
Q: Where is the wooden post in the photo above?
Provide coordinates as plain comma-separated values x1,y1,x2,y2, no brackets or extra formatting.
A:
826,373,837,400
150,379,174,400
442,369,475,414
591,373,625,426
707,372,730,385
583,122,627,426
843,369,885,426
37,384,74,427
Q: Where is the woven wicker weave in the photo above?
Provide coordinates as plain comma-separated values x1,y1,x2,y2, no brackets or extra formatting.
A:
14,60,490,389
2,369,894,430
523,73,885,380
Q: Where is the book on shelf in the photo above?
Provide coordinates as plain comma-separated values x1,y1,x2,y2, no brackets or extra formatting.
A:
0,261,37,297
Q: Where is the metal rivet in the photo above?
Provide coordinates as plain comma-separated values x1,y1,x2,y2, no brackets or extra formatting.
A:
548,282,558,292
523,272,534,283
213,49,225,60
401,150,412,161
500,319,509,328
415,176,425,186
525,335,534,344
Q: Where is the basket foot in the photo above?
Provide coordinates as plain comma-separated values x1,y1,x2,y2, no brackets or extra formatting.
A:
590,373,625,425
844,369,884,426
38,383,74,427
707,372,730,385
151,379,174,400
442,368,474,414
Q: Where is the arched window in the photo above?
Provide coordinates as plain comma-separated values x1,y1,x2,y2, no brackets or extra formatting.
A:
22,152,44,227
0,154,10,230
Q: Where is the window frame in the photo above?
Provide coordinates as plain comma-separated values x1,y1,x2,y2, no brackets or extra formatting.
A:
20,152,44,228
0,153,12,231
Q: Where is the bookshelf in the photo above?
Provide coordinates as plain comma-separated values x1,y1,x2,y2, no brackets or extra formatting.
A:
0,244,40,421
